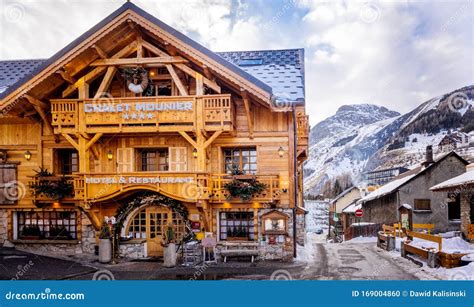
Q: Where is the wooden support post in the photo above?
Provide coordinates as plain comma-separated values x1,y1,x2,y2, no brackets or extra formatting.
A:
241,91,254,139
196,72,204,96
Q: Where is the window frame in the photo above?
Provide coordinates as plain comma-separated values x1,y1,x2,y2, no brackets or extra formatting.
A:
414,199,431,211
223,147,257,174
137,148,169,172
218,211,255,241
56,149,78,175
16,210,78,240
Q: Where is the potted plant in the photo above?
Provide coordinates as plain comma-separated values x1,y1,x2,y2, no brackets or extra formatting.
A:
98,222,112,263
161,223,177,268
223,168,267,201
48,226,70,240
20,225,42,240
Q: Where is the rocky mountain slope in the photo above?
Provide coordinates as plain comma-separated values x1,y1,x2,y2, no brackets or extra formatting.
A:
304,85,474,197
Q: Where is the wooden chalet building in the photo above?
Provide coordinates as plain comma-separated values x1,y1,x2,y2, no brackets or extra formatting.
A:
0,2,309,260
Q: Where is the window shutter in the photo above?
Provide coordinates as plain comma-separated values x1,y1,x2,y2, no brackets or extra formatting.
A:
169,147,187,171
0,164,18,204
116,148,134,173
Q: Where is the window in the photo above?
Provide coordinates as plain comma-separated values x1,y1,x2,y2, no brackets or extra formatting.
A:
219,211,255,241
262,211,288,235
138,149,169,171
128,209,147,239
224,147,257,174
447,193,461,221
414,199,431,211
57,149,78,175
238,58,263,66
17,210,78,240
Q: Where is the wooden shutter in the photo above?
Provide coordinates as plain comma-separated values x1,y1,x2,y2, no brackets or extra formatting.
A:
0,164,18,204
169,147,187,171
116,148,134,173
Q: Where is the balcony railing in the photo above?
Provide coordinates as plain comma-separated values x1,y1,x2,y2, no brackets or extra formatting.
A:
51,94,234,134
209,174,281,203
29,175,76,203
72,172,280,203
296,113,309,147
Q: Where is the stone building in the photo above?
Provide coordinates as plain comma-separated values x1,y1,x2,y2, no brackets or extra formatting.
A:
359,147,468,233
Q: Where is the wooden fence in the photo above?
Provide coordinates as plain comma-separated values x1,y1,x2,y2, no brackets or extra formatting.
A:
344,223,382,241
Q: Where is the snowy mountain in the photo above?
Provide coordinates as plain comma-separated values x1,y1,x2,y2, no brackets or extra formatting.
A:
304,85,474,197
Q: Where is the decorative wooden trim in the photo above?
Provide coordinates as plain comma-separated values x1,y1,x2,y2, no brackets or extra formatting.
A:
90,56,187,66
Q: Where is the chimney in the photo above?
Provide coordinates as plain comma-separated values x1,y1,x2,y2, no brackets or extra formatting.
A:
422,145,434,168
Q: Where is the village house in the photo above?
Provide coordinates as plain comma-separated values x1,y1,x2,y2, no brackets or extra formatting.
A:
0,2,309,261
358,146,469,233
328,186,364,240
430,163,474,240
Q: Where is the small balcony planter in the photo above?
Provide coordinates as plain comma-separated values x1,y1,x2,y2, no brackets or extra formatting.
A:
223,167,267,201
29,168,74,201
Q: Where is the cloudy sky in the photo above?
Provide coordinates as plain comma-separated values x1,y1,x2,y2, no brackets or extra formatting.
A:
0,0,472,124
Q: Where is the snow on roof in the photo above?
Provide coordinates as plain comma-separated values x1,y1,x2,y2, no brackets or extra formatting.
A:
430,170,474,191
400,203,412,210
342,202,361,213
329,186,358,204
360,174,416,203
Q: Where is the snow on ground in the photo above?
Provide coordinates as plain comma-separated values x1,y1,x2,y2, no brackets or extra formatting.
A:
343,236,377,243
408,236,474,253
296,232,327,262
305,200,329,232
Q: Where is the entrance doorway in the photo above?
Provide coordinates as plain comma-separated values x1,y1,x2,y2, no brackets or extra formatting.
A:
126,205,186,257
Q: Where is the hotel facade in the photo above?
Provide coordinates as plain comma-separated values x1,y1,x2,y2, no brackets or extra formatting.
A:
0,3,308,260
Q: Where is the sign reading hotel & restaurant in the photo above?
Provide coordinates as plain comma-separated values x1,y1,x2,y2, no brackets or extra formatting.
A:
85,176,194,184
84,101,193,121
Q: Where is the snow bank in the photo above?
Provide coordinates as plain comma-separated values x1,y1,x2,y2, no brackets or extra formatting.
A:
408,237,474,253
343,236,377,243
296,232,326,262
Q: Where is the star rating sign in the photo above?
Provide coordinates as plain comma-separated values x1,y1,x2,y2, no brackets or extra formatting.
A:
131,113,138,120
139,112,145,120
122,113,129,120
146,113,154,119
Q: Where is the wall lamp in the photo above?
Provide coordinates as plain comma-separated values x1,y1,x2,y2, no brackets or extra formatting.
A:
24,150,31,161
278,146,284,158
107,150,113,161
192,148,198,159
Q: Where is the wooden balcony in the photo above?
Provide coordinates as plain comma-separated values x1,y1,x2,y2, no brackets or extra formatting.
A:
29,175,76,203
208,174,281,203
296,113,309,159
51,94,234,134
72,172,281,204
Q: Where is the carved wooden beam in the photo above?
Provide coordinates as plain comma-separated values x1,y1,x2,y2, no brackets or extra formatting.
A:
92,44,108,59
85,133,103,151
90,56,188,66
56,69,76,84
141,39,221,93
204,130,223,148
63,42,137,98
61,133,80,151
24,94,48,109
94,67,117,99
165,64,188,96
24,95,55,136
178,131,198,148
241,90,254,139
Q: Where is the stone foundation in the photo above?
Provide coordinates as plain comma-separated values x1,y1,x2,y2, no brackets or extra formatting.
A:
119,241,147,258
0,209,8,245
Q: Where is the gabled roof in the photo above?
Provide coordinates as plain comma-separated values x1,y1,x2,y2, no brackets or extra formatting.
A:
430,169,474,191
360,151,469,203
0,2,289,105
0,48,305,103
330,186,359,205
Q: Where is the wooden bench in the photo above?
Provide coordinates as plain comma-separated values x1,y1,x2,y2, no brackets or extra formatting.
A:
377,224,396,251
413,223,435,234
467,224,474,241
402,230,442,267
220,242,259,263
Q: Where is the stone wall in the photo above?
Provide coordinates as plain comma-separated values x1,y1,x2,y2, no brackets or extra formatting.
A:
257,209,294,261
119,241,147,258
0,209,8,245
296,213,305,246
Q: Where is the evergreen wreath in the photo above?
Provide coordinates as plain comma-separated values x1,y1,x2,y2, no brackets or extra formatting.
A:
120,66,153,96
113,193,194,255
223,166,267,201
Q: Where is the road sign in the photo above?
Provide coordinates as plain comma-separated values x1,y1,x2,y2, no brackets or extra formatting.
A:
355,209,363,217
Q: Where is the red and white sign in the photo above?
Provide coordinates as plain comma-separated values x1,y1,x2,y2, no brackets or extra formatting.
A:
355,209,364,217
